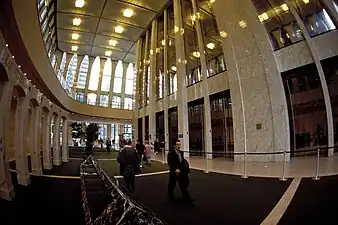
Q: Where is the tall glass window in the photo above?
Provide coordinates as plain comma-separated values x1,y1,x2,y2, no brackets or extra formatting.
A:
125,63,135,95
182,0,202,86
252,0,304,50
88,56,100,91
167,4,177,95
157,14,165,99
124,97,133,110
197,0,226,77
112,96,121,108
51,54,56,69
65,54,78,92
101,58,112,92
58,52,67,81
100,94,109,107
138,37,145,109
145,30,151,105
87,93,97,106
77,55,89,89
113,60,123,93
292,0,336,37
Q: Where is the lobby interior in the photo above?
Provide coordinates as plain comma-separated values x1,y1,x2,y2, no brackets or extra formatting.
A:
1,0,338,224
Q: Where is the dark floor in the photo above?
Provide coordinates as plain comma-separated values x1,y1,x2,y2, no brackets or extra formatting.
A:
279,175,338,225
0,173,84,225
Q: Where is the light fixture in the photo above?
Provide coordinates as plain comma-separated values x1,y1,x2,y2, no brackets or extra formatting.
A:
75,0,85,8
24,73,27,76
105,50,112,57
171,66,177,71
5,44,8,47
303,0,309,4
109,39,117,46
192,51,200,58
239,20,248,28
73,18,82,26
71,45,78,51
161,39,166,46
258,13,269,22
206,42,215,50
18,65,21,68
280,4,289,11
115,25,124,33
220,31,228,37
209,0,216,3
123,8,134,18
72,33,79,40
12,56,15,58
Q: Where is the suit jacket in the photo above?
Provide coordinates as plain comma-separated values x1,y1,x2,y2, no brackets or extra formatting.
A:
117,146,141,176
167,149,190,174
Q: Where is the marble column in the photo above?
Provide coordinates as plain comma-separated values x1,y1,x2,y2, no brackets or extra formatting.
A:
142,31,150,143
62,118,69,162
192,0,213,159
15,96,30,185
52,114,61,165
163,9,170,152
0,83,15,200
174,0,190,157
107,124,112,139
96,59,106,106
133,40,142,140
149,20,158,143
212,0,290,162
108,61,117,108
30,106,42,175
43,112,52,169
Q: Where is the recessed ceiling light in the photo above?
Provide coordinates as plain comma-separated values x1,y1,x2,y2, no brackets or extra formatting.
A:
115,25,124,33
220,31,228,37
206,42,215,50
72,33,79,40
280,4,289,11
171,66,177,71
303,0,309,4
73,18,81,26
105,50,112,57
123,8,134,18
161,39,165,46
75,0,85,8
72,45,78,51
192,51,200,58
109,39,117,46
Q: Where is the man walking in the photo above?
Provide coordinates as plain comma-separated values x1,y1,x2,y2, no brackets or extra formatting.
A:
167,140,194,206
117,140,141,193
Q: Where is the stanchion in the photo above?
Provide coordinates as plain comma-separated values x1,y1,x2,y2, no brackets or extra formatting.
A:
279,151,287,181
162,148,165,164
241,153,248,178
313,147,320,180
204,152,209,174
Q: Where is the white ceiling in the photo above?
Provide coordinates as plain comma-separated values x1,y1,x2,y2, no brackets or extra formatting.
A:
56,0,170,63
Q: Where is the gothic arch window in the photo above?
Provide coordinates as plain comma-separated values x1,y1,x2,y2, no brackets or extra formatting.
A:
88,56,100,91
125,63,135,95
58,52,67,81
113,60,123,93
87,93,97,105
65,54,78,92
101,58,112,92
77,55,89,89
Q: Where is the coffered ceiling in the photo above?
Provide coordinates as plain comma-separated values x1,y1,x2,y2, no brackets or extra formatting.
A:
56,0,170,63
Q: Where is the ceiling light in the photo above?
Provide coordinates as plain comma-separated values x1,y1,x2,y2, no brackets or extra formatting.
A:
115,25,124,33
71,45,78,51
258,13,269,22
239,20,248,28
105,50,112,57
192,51,200,58
303,0,309,4
171,66,177,71
123,8,134,18
72,33,79,40
73,18,81,26
220,31,228,37
280,4,289,11
75,0,85,8
109,39,117,46
161,39,165,46
206,43,215,50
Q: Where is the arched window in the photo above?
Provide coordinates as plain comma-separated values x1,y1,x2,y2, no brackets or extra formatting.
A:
87,93,97,105
125,63,135,95
51,54,56,69
88,56,100,91
124,97,133,110
113,60,123,93
65,54,78,92
58,52,67,81
101,58,112,92
77,55,89,89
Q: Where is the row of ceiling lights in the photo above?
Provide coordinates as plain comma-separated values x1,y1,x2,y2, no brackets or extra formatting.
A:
71,0,135,56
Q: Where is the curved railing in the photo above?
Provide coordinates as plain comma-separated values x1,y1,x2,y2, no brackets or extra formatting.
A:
80,155,166,225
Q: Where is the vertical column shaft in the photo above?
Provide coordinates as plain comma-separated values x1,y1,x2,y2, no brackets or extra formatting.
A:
62,118,69,162
53,115,61,165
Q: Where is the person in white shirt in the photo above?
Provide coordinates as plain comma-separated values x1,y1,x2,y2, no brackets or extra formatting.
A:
144,140,154,165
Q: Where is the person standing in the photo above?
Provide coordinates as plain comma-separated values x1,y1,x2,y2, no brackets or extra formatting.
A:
144,140,154,165
167,140,193,206
106,138,111,153
117,140,141,193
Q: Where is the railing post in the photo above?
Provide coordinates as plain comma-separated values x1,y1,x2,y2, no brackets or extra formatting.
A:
280,151,287,181
313,147,321,180
241,152,248,178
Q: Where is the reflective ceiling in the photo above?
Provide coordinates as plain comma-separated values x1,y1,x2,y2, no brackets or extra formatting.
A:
56,0,169,63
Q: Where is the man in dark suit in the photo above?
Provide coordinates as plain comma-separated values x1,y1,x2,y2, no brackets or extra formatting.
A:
167,140,193,205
